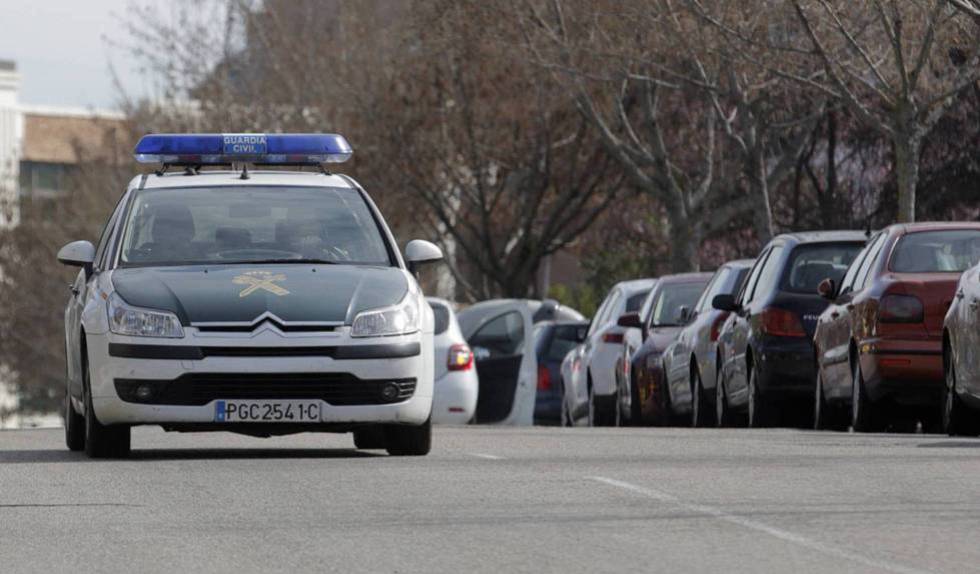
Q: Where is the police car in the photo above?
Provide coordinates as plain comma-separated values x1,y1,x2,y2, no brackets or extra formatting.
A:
57,134,442,458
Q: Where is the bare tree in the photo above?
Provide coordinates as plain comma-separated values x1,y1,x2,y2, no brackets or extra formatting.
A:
776,1,980,222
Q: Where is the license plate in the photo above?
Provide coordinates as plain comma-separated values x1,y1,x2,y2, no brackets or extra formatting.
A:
214,400,321,423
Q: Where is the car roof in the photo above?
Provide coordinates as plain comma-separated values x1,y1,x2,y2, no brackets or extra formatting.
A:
774,230,868,245
130,170,355,191
887,221,980,235
655,272,713,285
613,278,658,293
722,258,755,269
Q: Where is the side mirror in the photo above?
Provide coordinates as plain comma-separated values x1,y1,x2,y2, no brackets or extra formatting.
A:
405,239,443,273
616,312,643,329
57,240,96,275
712,294,739,313
817,278,836,300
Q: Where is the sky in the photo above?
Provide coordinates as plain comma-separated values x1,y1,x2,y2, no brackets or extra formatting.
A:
0,0,148,110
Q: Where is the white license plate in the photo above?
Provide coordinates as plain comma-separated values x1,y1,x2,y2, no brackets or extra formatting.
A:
214,400,321,423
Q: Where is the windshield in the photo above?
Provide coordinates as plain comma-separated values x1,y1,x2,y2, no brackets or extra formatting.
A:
118,186,392,267
648,282,707,327
781,243,862,294
890,230,980,273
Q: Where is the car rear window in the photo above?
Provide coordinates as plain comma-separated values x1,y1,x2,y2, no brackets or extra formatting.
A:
648,281,708,327
430,303,450,335
890,230,980,273
544,325,583,361
625,289,651,312
781,243,863,294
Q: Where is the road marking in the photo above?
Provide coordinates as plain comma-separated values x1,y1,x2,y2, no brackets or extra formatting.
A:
467,453,504,460
588,476,932,574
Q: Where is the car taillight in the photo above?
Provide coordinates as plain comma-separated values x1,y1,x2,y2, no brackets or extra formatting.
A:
760,307,806,338
447,344,473,371
710,312,729,342
879,294,924,323
602,332,624,344
537,364,551,391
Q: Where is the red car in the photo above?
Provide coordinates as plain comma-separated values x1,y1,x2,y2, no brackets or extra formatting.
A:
813,222,980,432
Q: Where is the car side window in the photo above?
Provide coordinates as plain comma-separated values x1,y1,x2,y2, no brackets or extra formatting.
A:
470,311,525,360
838,233,877,295
94,196,128,271
743,247,776,305
853,234,887,292
600,290,622,326
752,245,786,301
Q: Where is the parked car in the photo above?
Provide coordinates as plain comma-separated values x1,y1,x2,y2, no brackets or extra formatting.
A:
457,299,584,425
942,259,980,437
661,260,754,427
533,321,589,425
559,342,588,426
714,231,866,428
428,298,479,425
581,279,657,426
813,223,980,432
619,273,713,426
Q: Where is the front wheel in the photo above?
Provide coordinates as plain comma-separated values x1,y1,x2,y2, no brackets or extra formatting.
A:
716,367,734,428
64,392,85,452
384,418,432,456
943,360,980,437
691,368,713,428
83,362,130,459
851,359,881,433
747,363,773,428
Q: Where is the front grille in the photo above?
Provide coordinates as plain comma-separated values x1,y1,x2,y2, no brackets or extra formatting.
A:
115,374,416,406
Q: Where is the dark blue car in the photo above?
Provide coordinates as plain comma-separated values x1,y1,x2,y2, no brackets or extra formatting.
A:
534,321,589,424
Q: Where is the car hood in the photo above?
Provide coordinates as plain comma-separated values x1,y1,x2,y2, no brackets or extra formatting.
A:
111,264,408,325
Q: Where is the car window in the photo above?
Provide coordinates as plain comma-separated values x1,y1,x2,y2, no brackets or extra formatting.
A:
839,234,877,294
854,235,888,291
695,268,730,313
781,243,863,294
648,281,709,327
94,195,128,270
118,186,392,267
430,303,450,335
588,291,614,335
470,311,525,359
741,248,772,305
752,245,786,301
625,289,651,313
544,325,584,361
889,230,980,273
598,290,622,327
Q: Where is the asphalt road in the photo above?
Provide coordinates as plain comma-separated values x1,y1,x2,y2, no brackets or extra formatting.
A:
1,426,979,574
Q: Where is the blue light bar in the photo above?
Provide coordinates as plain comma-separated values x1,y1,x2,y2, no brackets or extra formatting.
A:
133,133,353,164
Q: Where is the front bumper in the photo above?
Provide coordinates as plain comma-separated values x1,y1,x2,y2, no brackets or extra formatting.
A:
859,338,943,405
86,328,433,426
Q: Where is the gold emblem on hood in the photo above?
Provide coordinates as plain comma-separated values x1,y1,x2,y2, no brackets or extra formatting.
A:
233,271,290,298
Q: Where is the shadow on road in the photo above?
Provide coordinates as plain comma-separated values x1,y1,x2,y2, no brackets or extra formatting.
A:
917,440,980,448
0,448,383,463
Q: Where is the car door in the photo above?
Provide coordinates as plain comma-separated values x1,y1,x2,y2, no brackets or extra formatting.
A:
727,246,776,404
463,302,536,425
957,266,980,396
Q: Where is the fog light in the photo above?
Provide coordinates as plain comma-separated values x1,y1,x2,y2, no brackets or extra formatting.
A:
135,384,154,401
380,382,401,402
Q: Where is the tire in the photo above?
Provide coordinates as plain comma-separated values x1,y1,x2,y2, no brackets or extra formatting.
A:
587,383,596,427
747,362,773,428
716,366,734,428
64,392,85,452
560,385,573,427
588,376,615,427
353,426,387,449
83,363,131,459
691,367,713,428
385,418,432,456
629,367,643,426
657,362,676,427
851,358,881,433
814,368,847,432
612,383,624,427
943,360,980,437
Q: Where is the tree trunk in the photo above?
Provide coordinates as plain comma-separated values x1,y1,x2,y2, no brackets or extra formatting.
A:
666,205,700,273
747,147,775,244
893,133,920,223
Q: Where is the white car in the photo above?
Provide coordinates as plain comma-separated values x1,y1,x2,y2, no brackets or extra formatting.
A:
456,299,582,425
427,298,478,424
579,279,657,426
57,133,442,458
559,341,587,425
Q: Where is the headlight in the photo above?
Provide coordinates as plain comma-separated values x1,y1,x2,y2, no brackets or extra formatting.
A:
351,292,420,338
106,292,184,338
